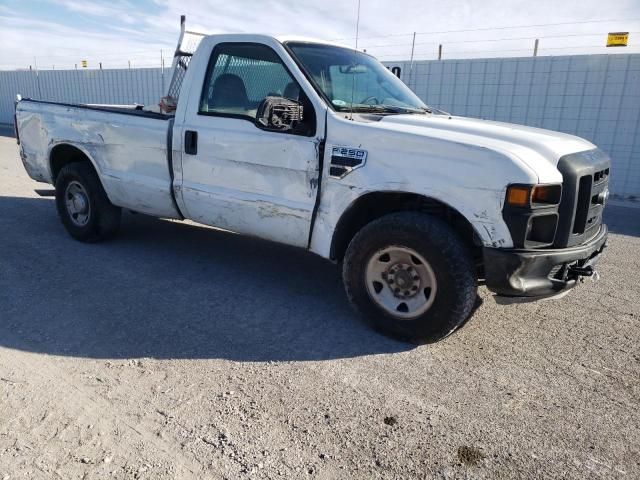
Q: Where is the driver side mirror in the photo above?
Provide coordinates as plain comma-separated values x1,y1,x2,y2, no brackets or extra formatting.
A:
255,96,303,132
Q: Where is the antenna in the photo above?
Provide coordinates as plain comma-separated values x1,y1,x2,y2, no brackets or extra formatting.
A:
349,0,362,120
355,0,361,48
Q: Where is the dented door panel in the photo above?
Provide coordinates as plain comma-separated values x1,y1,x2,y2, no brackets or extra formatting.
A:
176,36,327,249
179,117,319,248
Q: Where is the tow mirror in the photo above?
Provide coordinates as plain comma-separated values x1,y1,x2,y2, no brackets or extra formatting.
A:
255,96,303,132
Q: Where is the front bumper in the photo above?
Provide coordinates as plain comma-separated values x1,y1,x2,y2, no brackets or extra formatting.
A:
483,224,608,300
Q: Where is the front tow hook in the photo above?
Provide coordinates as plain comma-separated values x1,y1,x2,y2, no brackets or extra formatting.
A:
568,265,600,283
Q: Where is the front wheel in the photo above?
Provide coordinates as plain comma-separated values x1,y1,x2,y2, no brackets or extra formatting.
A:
342,212,477,343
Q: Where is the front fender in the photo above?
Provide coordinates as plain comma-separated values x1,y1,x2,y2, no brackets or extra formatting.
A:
309,181,514,260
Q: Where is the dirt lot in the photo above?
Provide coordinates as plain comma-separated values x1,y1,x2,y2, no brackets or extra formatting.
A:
0,127,639,479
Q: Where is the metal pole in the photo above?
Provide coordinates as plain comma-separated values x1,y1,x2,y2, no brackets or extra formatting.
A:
34,56,42,98
99,62,102,70
438,44,443,60
533,39,539,57
161,49,165,96
408,32,416,88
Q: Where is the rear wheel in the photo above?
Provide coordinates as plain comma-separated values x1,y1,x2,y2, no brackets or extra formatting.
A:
342,212,477,343
55,162,121,242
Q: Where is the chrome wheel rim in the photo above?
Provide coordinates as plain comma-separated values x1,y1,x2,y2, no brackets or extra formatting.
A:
65,181,91,227
365,246,437,319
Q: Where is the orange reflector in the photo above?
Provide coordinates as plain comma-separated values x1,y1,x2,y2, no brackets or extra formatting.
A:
506,186,531,207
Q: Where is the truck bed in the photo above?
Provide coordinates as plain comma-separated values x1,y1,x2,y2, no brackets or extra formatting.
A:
16,98,182,219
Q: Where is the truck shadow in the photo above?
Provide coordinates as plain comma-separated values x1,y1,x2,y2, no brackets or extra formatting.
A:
0,195,413,361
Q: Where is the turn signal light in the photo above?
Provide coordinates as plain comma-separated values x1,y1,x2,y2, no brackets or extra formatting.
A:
506,186,531,207
506,184,562,208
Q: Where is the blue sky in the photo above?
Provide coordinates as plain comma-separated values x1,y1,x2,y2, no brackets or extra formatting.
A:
1,0,639,70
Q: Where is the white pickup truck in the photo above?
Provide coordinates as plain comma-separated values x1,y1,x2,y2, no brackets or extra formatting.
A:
15,28,610,343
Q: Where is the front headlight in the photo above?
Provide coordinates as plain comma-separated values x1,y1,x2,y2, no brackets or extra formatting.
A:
503,184,563,248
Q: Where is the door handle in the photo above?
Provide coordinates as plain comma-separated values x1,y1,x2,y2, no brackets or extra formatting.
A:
184,130,198,155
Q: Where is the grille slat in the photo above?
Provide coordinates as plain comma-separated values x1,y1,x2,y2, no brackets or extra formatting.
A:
573,175,593,234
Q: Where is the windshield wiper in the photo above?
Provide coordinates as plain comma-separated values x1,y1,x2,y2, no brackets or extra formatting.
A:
347,104,429,114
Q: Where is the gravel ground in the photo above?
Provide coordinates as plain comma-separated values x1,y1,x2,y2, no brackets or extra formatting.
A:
0,127,639,479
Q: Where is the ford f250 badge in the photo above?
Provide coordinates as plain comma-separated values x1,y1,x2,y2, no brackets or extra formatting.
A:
329,146,367,178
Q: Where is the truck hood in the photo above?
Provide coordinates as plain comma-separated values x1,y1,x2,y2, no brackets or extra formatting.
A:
378,114,596,182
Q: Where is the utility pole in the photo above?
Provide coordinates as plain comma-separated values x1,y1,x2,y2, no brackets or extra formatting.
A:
533,39,539,57
33,56,41,98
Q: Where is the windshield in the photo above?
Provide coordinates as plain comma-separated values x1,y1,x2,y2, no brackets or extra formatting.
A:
286,42,429,113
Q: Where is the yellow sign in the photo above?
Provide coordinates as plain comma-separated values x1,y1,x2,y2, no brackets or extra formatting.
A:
607,32,629,47
81,60,88,68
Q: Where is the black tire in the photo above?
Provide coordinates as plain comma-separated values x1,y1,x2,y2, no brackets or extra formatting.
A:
55,162,121,242
342,211,477,343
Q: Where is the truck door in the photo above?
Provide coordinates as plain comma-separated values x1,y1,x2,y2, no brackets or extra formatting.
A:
178,41,324,248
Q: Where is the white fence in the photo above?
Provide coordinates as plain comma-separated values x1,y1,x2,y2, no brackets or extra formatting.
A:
1,53,639,197
0,68,167,124
384,54,640,198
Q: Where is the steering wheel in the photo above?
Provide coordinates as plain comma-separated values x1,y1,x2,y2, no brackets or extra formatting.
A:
359,96,379,105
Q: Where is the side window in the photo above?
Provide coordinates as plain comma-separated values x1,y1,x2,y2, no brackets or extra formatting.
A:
199,43,302,119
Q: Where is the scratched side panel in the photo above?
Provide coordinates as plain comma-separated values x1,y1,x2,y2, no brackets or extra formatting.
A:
17,109,52,183
16,101,180,219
